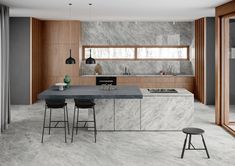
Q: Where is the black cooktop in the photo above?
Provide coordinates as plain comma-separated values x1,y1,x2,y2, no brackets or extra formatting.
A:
148,88,178,93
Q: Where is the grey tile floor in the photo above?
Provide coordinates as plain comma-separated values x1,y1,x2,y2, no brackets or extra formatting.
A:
0,100,234,166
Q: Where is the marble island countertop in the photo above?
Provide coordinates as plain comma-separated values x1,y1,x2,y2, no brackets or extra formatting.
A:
141,88,194,97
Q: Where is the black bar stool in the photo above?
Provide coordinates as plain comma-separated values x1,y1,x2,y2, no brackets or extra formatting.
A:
181,127,210,159
41,99,70,143
71,99,97,143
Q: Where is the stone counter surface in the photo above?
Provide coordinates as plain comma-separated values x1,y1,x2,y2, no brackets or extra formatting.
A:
38,85,143,99
141,88,194,97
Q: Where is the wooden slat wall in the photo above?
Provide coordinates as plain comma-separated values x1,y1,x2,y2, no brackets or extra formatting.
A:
42,21,81,89
195,18,205,103
31,18,43,103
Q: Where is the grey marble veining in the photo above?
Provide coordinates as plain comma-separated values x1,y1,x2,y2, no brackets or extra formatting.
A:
140,88,194,130
115,99,141,130
87,89,193,131
90,99,115,130
80,60,193,75
81,22,193,46
1,101,235,166
80,21,194,76
141,96,194,130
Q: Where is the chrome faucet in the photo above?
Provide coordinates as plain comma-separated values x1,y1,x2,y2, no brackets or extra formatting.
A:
123,66,130,75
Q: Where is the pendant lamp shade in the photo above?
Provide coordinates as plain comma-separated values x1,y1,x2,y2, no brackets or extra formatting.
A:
85,3,96,64
65,3,76,64
86,48,96,64
66,49,76,64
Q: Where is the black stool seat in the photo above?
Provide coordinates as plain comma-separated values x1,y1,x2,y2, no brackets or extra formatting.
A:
74,99,95,108
182,128,204,135
46,103,67,108
46,99,67,108
181,127,209,159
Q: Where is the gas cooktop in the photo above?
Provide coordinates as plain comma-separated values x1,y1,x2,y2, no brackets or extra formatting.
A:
147,88,178,93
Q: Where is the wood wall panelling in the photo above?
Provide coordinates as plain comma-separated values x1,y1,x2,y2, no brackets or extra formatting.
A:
195,18,205,103
81,76,194,93
31,20,81,103
215,1,235,135
216,2,235,125
216,1,235,17
42,20,81,89
31,18,43,103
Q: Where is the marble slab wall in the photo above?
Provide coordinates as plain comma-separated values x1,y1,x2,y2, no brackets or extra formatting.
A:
80,60,193,75
80,21,194,75
81,22,194,46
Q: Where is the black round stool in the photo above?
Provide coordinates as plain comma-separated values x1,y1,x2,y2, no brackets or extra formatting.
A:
181,127,210,159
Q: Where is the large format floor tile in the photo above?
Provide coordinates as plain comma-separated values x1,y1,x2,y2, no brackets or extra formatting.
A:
0,100,234,166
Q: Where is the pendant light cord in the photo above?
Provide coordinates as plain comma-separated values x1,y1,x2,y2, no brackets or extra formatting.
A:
89,3,92,58
69,3,72,54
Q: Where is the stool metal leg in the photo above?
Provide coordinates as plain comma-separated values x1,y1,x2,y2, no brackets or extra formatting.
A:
181,134,188,158
63,107,67,143
49,108,52,135
41,106,47,143
93,106,97,143
66,105,70,135
201,134,210,159
71,106,76,143
188,134,191,149
76,107,79,135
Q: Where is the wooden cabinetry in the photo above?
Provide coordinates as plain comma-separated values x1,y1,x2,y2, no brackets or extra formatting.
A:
79,76,194,93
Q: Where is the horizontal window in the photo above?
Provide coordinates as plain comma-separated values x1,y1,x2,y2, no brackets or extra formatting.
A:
137,47,188,59
83,45,189,60
84,47,135,59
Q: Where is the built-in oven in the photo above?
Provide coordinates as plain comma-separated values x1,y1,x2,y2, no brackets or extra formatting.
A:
96,76,117,85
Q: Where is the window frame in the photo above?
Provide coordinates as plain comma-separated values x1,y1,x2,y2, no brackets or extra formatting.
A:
82,45,190,60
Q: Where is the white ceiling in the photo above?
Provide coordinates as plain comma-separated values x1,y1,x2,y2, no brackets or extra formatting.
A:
0,0,231,21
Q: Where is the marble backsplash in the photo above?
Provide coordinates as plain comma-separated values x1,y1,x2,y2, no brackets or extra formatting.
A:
81,21,194,46
80,21,194,76
80,60,193,75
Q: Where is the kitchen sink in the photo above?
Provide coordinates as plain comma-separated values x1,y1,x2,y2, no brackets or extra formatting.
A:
148,88,178,93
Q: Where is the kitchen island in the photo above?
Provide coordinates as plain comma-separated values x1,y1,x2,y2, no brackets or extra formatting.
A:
91,88,194,131
38,86,194,131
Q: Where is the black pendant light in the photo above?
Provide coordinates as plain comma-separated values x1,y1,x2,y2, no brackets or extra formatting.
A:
66,49,76,64
86,48,96,64
65,3,76,64
85,3,96,64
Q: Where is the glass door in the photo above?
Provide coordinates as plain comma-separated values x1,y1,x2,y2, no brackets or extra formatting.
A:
222,14,235,132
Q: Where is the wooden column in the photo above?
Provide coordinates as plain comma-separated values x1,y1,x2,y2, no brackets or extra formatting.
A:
195,18,206,103
31,18,43,103
215,1,235,136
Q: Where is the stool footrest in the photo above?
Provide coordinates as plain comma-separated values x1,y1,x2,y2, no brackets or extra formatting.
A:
185,148,207,150
44,127,67,129
74,127,95,128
